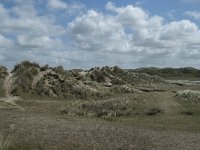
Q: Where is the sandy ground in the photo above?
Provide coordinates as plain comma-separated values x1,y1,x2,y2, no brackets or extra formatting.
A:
0,81,200,149
1,107,200,150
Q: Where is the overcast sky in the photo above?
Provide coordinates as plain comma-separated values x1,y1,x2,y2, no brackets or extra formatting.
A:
0,0,200,69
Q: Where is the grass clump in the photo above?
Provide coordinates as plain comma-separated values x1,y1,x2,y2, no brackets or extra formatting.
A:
11,61,39,96
176,90,200,104
0,66,8,79
67,100,134,120
0,132,12,150
0,66,8,97
90,69,107,83
132,67,200,79
176,90,200,116
7,62,166,100
0,81,6,97
12,60,39,73
52,66,65,74
35,76,99,99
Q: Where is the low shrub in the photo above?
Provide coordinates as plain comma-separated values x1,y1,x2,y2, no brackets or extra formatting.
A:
75,100,134,119
144,107,162,116
0,66,7,97
52,66,64,74
0,79,6,97
0,132,12,150
12,60,39,73
11,61,39,96
72,87,93,99
176,90,200,104
0,66,8,79
90,70,107,83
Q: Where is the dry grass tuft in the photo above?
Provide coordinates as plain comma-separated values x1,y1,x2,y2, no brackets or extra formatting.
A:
62,99,142,120
0,132,12,150
176,90,200,103
0,66,7,97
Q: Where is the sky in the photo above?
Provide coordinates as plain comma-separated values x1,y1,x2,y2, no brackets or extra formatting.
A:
0,0,200,69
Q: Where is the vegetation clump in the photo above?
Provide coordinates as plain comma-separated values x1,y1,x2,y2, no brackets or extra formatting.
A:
88,66,166,86
176,90,200,104
0,66,7,97
132,67,200,79
3,61,167,99
11,61,39,96
0,133,12,150
12,60,40,73
67,100,135,120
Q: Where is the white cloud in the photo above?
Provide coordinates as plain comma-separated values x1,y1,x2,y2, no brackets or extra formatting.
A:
0,34,13,48
67,2,200,67
48,0,68,9
48,0,85,13
160,20,198,43
16,35,64,50
1,1,200,68
106,2,149,27
184,11,200,20
0,0,67,66
135,0,146,6
0,2,66,36
68,10,131,52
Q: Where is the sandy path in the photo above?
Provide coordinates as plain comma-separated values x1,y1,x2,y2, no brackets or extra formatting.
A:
143,91,181,114
156,92,181,114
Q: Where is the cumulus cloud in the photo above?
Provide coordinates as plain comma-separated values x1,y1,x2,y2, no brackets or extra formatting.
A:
68,10,131,52
68,2,200,57
48,0,85,15
16,35,64,50
0,0,67,67
0,1,200,68
0,34,13,48
0,2,66,36
184,11,200,20
48,0,68,9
